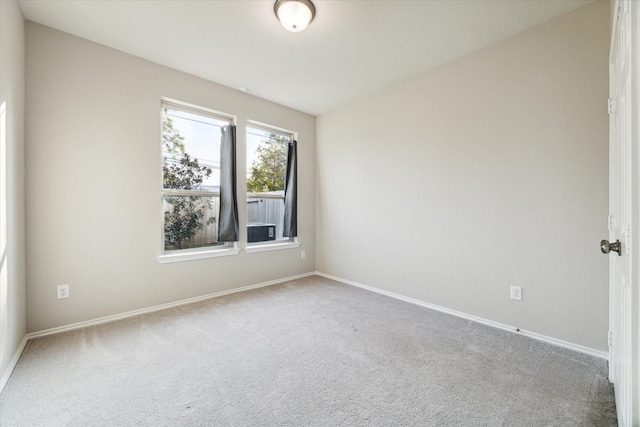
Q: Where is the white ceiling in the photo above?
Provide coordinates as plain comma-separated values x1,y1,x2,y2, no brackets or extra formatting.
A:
18,0,595,116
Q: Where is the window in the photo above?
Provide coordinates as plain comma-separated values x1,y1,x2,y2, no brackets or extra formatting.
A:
0,102,7,368
161,101,233,256
246,125,293,244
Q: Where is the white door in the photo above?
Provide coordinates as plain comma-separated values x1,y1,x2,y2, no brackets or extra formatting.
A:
606,1,638,426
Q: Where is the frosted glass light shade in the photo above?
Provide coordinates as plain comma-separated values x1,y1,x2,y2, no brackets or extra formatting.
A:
274,0,315,32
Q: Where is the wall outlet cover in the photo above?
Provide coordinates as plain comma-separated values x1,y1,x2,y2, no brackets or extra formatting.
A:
57,284,70,299
510,285,522,301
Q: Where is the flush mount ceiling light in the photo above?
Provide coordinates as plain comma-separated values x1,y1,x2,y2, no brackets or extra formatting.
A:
274,0,316,32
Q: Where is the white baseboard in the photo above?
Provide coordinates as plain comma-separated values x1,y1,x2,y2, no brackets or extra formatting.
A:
0,335,28,394
27,272,315,340
315,271,609,361
2,270,606,396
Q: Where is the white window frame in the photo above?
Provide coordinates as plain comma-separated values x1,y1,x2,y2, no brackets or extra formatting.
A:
244,120,301,253
157,98,240,263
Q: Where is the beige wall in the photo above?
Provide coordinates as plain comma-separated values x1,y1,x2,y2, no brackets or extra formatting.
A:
0,0,27,379
25,23,315,332
316,1,610,352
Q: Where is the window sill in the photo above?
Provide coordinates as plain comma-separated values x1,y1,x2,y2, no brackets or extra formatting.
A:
244,240,301,254
157,246,241,264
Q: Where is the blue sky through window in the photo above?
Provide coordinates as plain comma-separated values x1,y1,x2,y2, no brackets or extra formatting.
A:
164,108,226,188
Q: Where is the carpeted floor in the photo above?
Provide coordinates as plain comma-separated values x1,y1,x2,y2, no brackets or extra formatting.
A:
0,275,617,426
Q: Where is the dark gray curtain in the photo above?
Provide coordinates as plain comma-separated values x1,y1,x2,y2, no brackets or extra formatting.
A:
283,140,297,238
218,125,239,242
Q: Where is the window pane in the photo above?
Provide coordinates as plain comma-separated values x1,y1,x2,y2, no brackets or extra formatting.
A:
161,103,232,254
162,107,226,191
163,195,225,251
247,197,284,242
246,126,291,243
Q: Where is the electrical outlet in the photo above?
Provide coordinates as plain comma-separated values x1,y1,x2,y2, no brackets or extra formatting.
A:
301,250,306,260
510,285,522,301
57,284,70,300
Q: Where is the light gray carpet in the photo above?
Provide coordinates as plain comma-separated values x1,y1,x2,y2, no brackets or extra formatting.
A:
0,275,616,426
